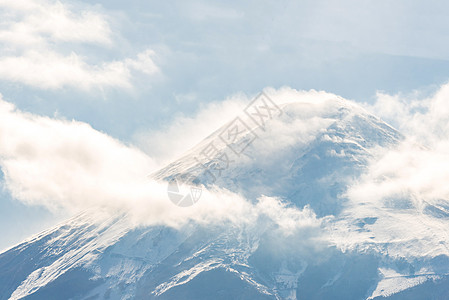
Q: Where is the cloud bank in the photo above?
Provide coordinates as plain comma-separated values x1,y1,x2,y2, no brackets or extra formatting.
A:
0,95,156,210
0,93,321,234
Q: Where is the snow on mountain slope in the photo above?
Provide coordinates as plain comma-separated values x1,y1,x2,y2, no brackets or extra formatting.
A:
153,95,401,216
1,91,449,300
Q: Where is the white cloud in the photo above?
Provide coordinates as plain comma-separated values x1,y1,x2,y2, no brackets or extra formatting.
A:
0,94,322,233
133,92,249,165
347,141,449,209
125,50,159,75
0,0,159,90
0,96,157,210
353,82,449,206
0,0,112,47
335,82,449,258
0,49,158,90
134,87,340,164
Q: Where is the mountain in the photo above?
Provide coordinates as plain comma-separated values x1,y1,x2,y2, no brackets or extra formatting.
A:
1,93,449,300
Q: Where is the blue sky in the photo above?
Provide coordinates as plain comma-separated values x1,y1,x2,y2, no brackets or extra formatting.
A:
0,0,449,250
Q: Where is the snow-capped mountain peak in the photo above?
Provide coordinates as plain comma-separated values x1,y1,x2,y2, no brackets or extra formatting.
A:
2,92,448,300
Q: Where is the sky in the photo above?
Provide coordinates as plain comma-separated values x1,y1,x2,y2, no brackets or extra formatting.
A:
0,0,449,250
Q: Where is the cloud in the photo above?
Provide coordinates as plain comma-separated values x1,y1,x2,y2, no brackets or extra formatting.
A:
0,94,322,234
347,141,449,209
352,83,449,207
133,92,250,165
336,82,449,257
0,0,159,90
0,95,156,210
0,0,112,46
134,87,340,164
0,49,158,90
124,50,159,75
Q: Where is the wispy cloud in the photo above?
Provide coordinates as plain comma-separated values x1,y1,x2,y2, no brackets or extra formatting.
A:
133,92,250,164
0,49,158,90
352,83,449,208
0,93,322,233
337,82,449,257
0,0,112,46
0,0,159,90
134,87,340,164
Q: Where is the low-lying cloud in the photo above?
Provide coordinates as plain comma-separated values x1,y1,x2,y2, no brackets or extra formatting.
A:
0,95,156,211
0,93,322,234
350,83,449,210
336,82,449,257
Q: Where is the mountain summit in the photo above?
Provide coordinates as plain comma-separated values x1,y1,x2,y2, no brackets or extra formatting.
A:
2,92,448,300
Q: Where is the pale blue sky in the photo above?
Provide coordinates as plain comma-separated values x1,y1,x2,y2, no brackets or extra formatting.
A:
0,0,449,250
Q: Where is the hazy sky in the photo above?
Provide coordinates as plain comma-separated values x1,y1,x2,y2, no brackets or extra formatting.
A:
0,0,449,250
